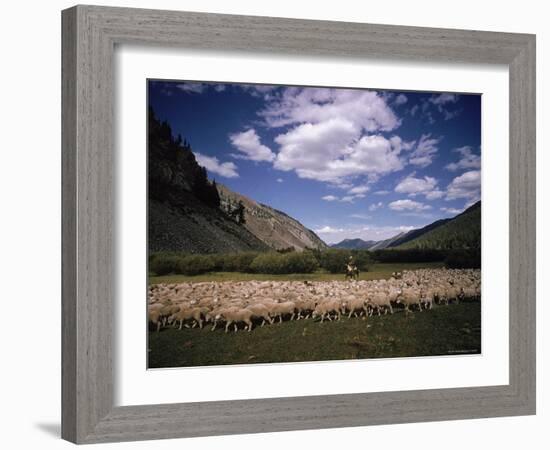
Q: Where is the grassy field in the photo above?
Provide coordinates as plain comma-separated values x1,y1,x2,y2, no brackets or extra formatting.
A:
148,261,445,284
148,300,480,368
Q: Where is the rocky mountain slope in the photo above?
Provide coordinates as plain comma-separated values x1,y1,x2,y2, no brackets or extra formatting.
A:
148,108,326,253
217,184,326,251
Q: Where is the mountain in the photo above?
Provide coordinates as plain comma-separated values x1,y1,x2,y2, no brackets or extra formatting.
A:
148,108,326,253
394,201,481,250
368,232,408,250
217,184,326,251
386,218,452,248
331,238,377,249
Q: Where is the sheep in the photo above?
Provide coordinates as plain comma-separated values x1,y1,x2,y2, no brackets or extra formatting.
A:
312,299,341,323
207,306,239,331
245,303,273,327
268,301,296,323
397,288,422,313
148,308,162,332
368,291,394,315
168,307,208,330
342,296,367,318
217,308,255,333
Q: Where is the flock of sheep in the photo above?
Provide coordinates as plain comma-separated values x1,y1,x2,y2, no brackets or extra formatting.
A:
148,268,481,333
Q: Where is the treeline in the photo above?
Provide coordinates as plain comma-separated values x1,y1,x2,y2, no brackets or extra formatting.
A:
372,248,480,268
149,247,480,277
148,106,220,208
149,248,373,276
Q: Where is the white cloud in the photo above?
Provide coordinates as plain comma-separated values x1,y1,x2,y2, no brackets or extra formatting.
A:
229,129,275,162
394,94,408,105
394,173,446,200
409,134,441,168
273,118,410,184
176,83,206,94
430,93,459,109
374,190,390,195
214,84,226,92
240,84,278,98
195,153,239,178
260,87,400,131
321,193,365,203
340,196,357,203
445,146,481,171
410,104,419,117
276,178,284,183
429,93,461,120
395,174,437,196
389,199,432,212
314,225,344,234
348,185,370,195
441,207,462,215
425,189,445,200
446,170,481,201
368,202,384,212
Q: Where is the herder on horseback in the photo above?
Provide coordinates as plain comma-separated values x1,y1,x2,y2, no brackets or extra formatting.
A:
345,255,359,281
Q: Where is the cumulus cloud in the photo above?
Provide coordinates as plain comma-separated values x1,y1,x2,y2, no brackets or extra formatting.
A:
446,170,481,201
229,129,275,162
394,173,445,200
176,83,207,94
348,185,370,195
409,134,441,168
374,190,390,195
441,206,462,215
429,93,461,120
259,87,400,131
394,94,408,105
395,174,437,195
276,178,284,183
425,189,445,200
389,199,432,212
240,84,278,98
195,153,239,178
273,119,410,184
369,202,384,212
314,225,344,234
445,146,481,171
321,192,365,203
430,93,459,109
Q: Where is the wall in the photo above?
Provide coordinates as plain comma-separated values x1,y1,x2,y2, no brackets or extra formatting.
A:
0,0,546,448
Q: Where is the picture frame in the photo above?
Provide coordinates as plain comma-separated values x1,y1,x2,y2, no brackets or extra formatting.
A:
61,4,536,444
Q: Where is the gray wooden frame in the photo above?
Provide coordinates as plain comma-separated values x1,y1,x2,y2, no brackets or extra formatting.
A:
62,4,536,444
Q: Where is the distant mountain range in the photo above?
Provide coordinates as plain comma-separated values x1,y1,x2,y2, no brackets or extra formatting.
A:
148,108,326,254
330,201,481,251
330,238,377,250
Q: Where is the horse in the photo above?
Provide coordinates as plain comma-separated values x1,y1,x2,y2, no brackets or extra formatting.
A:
345,266,360,281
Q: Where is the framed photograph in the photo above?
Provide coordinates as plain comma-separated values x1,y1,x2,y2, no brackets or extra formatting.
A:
62,5,536,444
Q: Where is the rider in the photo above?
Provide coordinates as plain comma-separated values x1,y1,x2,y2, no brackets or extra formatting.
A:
346,255,357,275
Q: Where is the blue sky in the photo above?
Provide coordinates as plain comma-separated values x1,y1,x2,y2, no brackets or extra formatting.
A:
148,80,481,244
